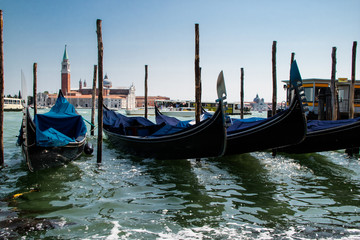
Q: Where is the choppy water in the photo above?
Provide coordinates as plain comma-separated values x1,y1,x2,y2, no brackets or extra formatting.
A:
1,109,360,239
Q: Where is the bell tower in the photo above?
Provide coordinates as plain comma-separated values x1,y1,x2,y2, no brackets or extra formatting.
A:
61,45,71,94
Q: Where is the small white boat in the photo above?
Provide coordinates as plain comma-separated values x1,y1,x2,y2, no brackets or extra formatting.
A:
4,98,23,111
160,107,215,118
160,107,196,118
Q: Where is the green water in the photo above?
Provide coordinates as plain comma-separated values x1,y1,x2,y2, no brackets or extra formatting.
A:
1,109,360,239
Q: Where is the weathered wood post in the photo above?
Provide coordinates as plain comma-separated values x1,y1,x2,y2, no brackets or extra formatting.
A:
271,41,278,156
349,41,357,119
318,88,326,120
325,87,332,120
33,63,37,115
96,19,103,164
240,68,244,119
346,41,358,156
195,23,201,124
91,65,97,136
0,10,4,167
330,47,338,120
144,65,148,119
272,41,277,117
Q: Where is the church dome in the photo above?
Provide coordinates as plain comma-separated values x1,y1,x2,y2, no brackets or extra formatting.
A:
253,94,260,103
103,74,112,88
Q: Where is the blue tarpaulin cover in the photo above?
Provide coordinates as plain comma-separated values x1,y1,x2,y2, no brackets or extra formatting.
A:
151,108,216,136
226,109,289,134
103,109,159,136
155,108,212,128
307,117,360,132
34,92,87,147
150,124,187,137
227,117,267,133
103,107,212,137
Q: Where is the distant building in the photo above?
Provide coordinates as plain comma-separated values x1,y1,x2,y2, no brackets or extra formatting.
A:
42,46,136,110
135,96,170,108
251,94,269,112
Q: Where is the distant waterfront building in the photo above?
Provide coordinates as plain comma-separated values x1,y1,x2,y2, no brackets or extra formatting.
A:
135,96,170,108
250,94,269,112
42,46,137,110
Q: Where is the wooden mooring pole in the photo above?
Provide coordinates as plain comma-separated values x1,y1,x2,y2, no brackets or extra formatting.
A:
33,63,37,115
330,47,338,120
240,68,244,119
144,65,148,119
271,41,277,157
91,65,97,136
96,19,103,164
195,23,201,124
272,41,277,117
0,10,4,168
349,41,357,119
346,41,358,156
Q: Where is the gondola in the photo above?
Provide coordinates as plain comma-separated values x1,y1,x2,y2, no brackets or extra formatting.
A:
156,61,308,156
278,62,360,154
17,90,88,171
103,72,227,159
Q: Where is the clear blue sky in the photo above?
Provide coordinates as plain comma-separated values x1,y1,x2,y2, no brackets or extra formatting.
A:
1,0,359,103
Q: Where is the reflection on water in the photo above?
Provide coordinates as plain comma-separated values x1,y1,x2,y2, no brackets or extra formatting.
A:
1,110,360,239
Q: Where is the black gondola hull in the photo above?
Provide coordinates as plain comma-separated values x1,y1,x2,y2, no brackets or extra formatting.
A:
278,120,360,154
225,92,307,155
104,103,227,159
23,142,86,170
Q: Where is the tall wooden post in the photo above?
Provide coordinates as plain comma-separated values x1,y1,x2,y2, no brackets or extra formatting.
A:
331,47,337,120
272,41,277,117
349,41,357,119
144,65,148,119
33,63,37,115
240,68,244,119
96,19,103,164
0,10,4,167
195,23,201,124
91,65,97,136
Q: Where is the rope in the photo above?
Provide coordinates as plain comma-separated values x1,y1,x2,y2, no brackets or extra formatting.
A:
82,117,96,127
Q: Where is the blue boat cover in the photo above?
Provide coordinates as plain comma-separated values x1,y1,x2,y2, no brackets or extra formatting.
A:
34,92,87,147
155,108,212,128
103,107,208,137
307,117,360,132
150,124,187,137
103,109,163,136
227,109,290,133
227,117,267,133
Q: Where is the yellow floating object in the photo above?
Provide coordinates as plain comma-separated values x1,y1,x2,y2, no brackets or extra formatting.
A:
12,189,39,199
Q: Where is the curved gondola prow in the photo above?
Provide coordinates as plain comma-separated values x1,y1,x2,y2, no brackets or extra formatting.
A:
103,104,110,111
289,60,309,116
58,89,65,98
22,107,35,171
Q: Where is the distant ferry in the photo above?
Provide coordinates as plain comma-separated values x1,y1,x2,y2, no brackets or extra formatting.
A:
125,100,251,117
4,97,23,111
156,100,251,116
